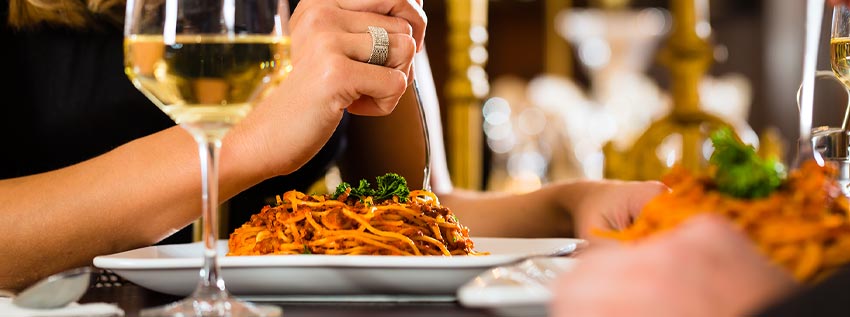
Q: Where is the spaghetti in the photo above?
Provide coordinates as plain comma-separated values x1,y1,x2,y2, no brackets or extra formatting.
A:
227,187,485,256
599,160,850,282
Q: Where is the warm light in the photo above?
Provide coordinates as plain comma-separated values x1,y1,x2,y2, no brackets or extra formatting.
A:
517,108,546,136
469,45,488,64
578,38,611,69
469,25,488,44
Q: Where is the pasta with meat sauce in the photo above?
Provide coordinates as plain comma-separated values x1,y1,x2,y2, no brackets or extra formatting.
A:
228,185,486,256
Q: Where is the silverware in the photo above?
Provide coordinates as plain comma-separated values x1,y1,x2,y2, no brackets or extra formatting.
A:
412,77,432,191
11,266,92,309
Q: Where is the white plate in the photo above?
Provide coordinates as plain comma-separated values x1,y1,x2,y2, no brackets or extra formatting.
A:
93,238,582,297
458,257,578,316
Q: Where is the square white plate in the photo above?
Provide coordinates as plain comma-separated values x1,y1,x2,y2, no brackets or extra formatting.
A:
93,238,583,297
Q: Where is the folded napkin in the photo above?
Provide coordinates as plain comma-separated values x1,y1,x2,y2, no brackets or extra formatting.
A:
0,298,124,317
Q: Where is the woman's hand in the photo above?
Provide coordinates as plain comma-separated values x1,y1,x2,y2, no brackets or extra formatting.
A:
551,215,796,317
558,179,667,238
433,179,665,239
290,0,427,114
226,0,426,180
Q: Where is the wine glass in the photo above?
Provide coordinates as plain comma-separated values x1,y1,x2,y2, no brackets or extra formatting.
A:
123,0,290,316
834,5,850,83
830,5,850,139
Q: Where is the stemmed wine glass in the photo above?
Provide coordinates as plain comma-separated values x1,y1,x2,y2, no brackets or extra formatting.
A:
124,0,289,315
829,5,850,137
833,5,850,93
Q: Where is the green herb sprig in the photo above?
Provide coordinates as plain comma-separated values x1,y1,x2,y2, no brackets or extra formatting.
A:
332,173,411,202
709,127,786,199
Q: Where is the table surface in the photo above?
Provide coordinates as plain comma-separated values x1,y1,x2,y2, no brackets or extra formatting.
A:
80,283,511,317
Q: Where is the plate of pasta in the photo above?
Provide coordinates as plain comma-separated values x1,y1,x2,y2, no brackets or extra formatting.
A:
94,174,583,297
94,237,580,297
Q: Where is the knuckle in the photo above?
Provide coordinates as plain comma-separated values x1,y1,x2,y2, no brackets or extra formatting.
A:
419,11,428,29
302,5,333,29
315,5,336,19
397,35,416,60
394,17,413,36
387,71,408,96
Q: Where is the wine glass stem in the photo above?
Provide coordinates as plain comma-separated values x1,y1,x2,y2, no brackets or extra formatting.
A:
195,135,226,295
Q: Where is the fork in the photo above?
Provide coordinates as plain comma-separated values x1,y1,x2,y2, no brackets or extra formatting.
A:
411,77,432,191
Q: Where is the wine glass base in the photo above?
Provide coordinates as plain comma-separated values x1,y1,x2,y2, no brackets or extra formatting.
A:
140,296,282,317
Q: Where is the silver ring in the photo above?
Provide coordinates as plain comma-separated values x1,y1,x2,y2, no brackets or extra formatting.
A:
367,26,389,66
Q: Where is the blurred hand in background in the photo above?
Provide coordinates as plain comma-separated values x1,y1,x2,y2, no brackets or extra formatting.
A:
550,215,796,317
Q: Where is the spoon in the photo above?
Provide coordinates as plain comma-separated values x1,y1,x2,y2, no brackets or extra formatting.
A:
12,266,92,309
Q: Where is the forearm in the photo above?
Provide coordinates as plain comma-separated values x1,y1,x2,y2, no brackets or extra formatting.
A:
0,126,264,290
437,184,580,238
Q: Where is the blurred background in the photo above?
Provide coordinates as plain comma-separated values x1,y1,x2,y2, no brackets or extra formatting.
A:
419,0,850,193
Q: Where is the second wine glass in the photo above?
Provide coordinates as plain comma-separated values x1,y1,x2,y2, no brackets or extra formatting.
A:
829,5,850,137
832,5,850,90
123,0,291,315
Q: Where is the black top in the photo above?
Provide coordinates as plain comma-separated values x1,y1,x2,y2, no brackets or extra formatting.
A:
0,0,346,244
755,266,850,316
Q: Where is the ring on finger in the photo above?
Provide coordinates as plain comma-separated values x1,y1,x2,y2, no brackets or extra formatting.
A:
367,26,389,66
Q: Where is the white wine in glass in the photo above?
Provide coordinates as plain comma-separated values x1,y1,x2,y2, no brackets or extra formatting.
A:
124,0,290,316
126,35,289,130
832,5,850,86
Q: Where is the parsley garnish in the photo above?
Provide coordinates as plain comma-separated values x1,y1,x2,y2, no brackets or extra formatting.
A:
709,127,785,199
332,173,411,202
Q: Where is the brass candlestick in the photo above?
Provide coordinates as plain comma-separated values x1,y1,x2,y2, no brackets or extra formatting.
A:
545,0,572,76
446,0,489,189
603,0,732,180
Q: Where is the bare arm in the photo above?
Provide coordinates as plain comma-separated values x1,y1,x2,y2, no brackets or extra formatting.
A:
0,126,256,290
0,0,427,291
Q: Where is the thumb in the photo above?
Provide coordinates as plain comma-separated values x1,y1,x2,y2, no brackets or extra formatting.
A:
625,180,669,218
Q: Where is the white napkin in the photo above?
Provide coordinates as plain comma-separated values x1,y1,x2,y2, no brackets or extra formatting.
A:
0,298,124,317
